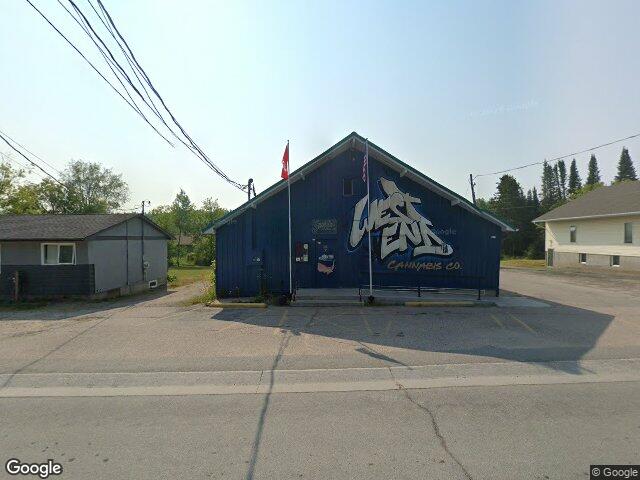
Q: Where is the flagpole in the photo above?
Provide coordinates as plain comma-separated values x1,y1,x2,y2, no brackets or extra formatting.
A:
287,140,292,296
365,139,373,299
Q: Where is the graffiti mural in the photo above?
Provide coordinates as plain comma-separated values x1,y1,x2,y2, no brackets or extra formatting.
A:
349,178,454,260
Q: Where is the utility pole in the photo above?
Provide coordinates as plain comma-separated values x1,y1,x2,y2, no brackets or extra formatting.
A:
141,200,150,282
469,174,477,205
247,178,253,202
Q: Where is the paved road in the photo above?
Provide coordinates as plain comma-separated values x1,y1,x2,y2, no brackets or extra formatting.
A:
1,382,638,479
0,269,638,479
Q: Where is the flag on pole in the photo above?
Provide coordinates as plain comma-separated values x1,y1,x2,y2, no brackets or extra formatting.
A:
282,141,292,296
362,146,368,183
281,143,289,180
364,139,373,299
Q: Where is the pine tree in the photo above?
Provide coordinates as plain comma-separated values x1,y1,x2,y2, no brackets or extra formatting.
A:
541,161,561,211
615,147,637,182
557,160,567,198
586,154,601,186
490,175,528,256
531,186,540,210
568,159,582,194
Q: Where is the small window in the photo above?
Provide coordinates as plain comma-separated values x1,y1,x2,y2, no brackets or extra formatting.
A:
343,178,354,196
41,243,76,265
624,222,633,244
569,225,576,243
611,255,620,267
579,253,587,264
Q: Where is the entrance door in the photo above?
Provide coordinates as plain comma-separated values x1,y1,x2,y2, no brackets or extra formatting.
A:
315,239,338,288
546,249,554,267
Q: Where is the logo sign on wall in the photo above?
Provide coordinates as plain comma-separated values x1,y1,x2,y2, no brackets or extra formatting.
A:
312,218,338,236
349,178,454,260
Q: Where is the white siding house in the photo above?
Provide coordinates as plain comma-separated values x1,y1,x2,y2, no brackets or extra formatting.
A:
534,182,640,271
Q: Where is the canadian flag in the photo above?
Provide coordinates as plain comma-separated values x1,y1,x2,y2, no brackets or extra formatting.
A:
281,142,289,180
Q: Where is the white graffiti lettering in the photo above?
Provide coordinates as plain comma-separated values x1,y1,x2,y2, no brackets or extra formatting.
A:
349,178,454,259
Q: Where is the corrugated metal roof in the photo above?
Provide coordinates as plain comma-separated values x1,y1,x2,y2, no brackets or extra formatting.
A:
534,181,640,222
203,132,515,233
0,214,172,240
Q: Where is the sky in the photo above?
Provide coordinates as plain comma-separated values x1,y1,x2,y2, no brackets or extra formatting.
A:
2,0,640,212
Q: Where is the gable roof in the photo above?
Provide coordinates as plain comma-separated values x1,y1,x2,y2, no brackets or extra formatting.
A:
0,213,173,240
204,132,514,233
533,181,640,223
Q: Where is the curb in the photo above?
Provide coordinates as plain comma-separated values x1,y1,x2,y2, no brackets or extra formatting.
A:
206,302,267,308
403,300,495,307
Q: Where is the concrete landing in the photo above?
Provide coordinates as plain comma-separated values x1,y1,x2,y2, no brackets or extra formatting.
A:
291,288,532,307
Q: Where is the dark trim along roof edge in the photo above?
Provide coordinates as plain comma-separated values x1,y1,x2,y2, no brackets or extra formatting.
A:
203,132,515,233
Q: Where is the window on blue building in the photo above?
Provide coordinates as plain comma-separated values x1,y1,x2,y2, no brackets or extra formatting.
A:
343,178,354,196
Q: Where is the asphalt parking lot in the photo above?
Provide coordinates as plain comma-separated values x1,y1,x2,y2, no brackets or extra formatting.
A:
0,268,638,375
1,268,639,479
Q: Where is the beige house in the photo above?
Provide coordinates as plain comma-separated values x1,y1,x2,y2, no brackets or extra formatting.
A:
533,181,640,271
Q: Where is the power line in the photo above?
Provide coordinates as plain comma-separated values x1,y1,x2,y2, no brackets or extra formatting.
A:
23,0,175,147
27,0,248,192
0,128,63,175
94,0,246,190
0,132,66,187
473,131,640,178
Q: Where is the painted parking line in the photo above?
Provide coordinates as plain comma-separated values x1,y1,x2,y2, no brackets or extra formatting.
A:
384,318,394,335
490,313,505,329
506,311,537,334
360,312,374,335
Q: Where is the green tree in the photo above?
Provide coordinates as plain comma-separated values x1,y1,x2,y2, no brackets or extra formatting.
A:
541,161,562,212
191,198,226,265
150,194,227,266
488,175,529,257
524,187,544,259
5,184,45,214
615,147,637,182
557,160,567,199
568,159,582,194
171,189,195,266
0,159,25,211
39,160,129,213
0,158,45,213
586,154,602,186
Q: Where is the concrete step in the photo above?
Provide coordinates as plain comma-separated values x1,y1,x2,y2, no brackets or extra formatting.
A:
292,299,364,307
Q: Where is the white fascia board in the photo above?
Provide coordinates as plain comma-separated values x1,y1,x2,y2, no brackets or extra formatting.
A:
533,211,640,223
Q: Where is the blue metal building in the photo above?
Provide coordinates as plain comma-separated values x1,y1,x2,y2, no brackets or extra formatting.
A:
204,133,513,297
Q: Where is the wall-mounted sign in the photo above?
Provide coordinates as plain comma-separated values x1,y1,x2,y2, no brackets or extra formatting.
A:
312,218,337,236
295,242,309,263
317,244,335,275
349,178,454,260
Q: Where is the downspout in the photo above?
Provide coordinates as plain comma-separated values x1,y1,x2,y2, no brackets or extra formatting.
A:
125,219,129,286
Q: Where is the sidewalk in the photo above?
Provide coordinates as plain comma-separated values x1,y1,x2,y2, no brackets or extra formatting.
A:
2,358,638,398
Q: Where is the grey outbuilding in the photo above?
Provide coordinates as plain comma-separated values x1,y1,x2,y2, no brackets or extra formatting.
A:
0,214,171,299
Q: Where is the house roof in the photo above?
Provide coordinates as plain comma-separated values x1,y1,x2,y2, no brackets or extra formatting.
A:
533,181,640,223
176,234,194,246
0,213,173,240
203,132,514,233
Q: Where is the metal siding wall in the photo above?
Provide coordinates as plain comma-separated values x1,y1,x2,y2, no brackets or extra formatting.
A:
0,265,94,298
216,149,502,296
